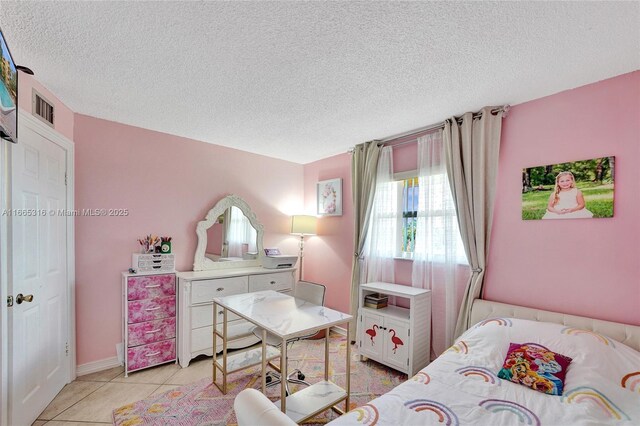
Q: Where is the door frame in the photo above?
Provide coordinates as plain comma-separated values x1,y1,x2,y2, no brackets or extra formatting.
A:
0,110,76,426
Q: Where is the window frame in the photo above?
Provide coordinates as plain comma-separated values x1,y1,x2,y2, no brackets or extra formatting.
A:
392,170,467,263
394,170,418,260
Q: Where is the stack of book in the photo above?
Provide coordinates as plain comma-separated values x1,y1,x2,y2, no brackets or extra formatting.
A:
364,293,388,309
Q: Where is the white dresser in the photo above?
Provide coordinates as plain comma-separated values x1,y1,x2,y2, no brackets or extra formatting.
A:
177,267,295,367
357,282,431,376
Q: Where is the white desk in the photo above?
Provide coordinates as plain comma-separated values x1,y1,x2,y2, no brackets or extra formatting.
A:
213,290,353,423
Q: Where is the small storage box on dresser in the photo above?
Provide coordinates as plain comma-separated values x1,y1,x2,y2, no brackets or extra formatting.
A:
132,253,175,272
123,271,177,376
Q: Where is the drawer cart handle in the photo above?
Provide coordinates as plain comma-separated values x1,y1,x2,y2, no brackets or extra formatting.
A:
144,284,161,288
145,351,161,357
145,329,161,334
216,287,225,292
145,306,161,311
270,281,276,285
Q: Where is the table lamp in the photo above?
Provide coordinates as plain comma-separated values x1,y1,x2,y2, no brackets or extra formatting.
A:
290,215,317,281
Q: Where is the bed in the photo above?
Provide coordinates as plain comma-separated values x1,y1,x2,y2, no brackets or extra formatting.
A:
234,299,640,426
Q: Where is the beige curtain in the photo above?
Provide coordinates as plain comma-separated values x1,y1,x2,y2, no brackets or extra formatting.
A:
349,141,382,338
443,107,503,338
363,146,396,284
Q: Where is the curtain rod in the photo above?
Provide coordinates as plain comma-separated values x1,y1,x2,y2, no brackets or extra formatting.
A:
381,104,510,147
348,105,510,152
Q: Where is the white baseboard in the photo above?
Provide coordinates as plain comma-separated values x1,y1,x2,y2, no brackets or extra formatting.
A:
76,356,122,376
331,326,347,336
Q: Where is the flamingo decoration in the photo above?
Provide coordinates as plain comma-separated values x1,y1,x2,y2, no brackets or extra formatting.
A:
389,329,404,354
365,324,379,345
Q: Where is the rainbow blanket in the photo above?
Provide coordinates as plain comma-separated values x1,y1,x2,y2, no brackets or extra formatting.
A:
331,318,640,425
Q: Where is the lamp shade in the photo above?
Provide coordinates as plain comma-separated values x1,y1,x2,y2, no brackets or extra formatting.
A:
291,215,317,235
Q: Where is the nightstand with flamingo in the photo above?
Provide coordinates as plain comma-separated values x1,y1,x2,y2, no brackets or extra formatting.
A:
357,282,431,376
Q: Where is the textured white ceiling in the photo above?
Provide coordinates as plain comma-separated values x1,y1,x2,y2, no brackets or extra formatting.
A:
1,1,638,164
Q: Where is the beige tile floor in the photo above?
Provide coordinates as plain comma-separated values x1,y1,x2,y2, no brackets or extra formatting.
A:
32,357,213,425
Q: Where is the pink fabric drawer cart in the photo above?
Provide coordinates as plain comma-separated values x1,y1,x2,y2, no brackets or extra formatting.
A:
122,271,177,376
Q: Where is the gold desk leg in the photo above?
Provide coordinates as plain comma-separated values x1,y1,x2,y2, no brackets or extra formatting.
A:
222,308,228,394
328,326,349,416
261,329,267,394
212,302,217,384
332,406,346,416
280,336,287,413
324,327,330,382
346,325,351,412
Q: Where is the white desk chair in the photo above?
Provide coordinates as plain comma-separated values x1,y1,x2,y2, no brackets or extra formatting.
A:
234,388,297,426
252,280,326,394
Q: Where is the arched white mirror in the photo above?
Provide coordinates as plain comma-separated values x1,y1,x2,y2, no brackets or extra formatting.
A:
193,195,264,271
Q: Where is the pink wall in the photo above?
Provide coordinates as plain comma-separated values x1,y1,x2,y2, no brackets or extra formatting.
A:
484,71,640,325
74,115,303,364
303,71,640,328
18,72,74,141
302,153,353,314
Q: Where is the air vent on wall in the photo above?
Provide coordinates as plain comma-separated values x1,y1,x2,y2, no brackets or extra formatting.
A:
32,90,54,127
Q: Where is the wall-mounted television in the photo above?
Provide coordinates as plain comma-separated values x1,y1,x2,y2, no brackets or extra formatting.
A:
0,26,17,143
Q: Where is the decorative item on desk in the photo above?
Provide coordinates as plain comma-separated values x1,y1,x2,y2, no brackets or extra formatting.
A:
137,234,160,254
161,236,172,254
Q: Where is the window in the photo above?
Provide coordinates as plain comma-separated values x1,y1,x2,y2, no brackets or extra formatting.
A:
227,206,257,257
395,173,467,263
401,177,418,254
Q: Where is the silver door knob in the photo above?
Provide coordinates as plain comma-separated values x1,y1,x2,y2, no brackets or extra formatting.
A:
16,294,34,304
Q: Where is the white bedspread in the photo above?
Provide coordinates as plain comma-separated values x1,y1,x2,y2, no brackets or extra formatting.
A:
331,318,640,425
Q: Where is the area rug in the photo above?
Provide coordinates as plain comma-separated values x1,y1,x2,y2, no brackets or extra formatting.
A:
113,332,406,425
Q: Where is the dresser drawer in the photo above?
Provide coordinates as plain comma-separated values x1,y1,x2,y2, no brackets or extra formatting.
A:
138,259,175,267
128,295,176,324
192,304,240,329
249,272,294,293
127,339,175,371
127,317,176,347
132,254,175,273
127,274,175,301
191,276,248,304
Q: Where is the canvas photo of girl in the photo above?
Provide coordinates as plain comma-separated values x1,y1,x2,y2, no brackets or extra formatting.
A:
522,156,614,220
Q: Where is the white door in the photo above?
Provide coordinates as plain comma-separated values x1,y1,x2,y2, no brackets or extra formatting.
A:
382,318,410,371
10,124,69,425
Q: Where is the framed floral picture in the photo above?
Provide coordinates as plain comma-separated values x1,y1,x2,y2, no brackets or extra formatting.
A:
317,178,342,216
